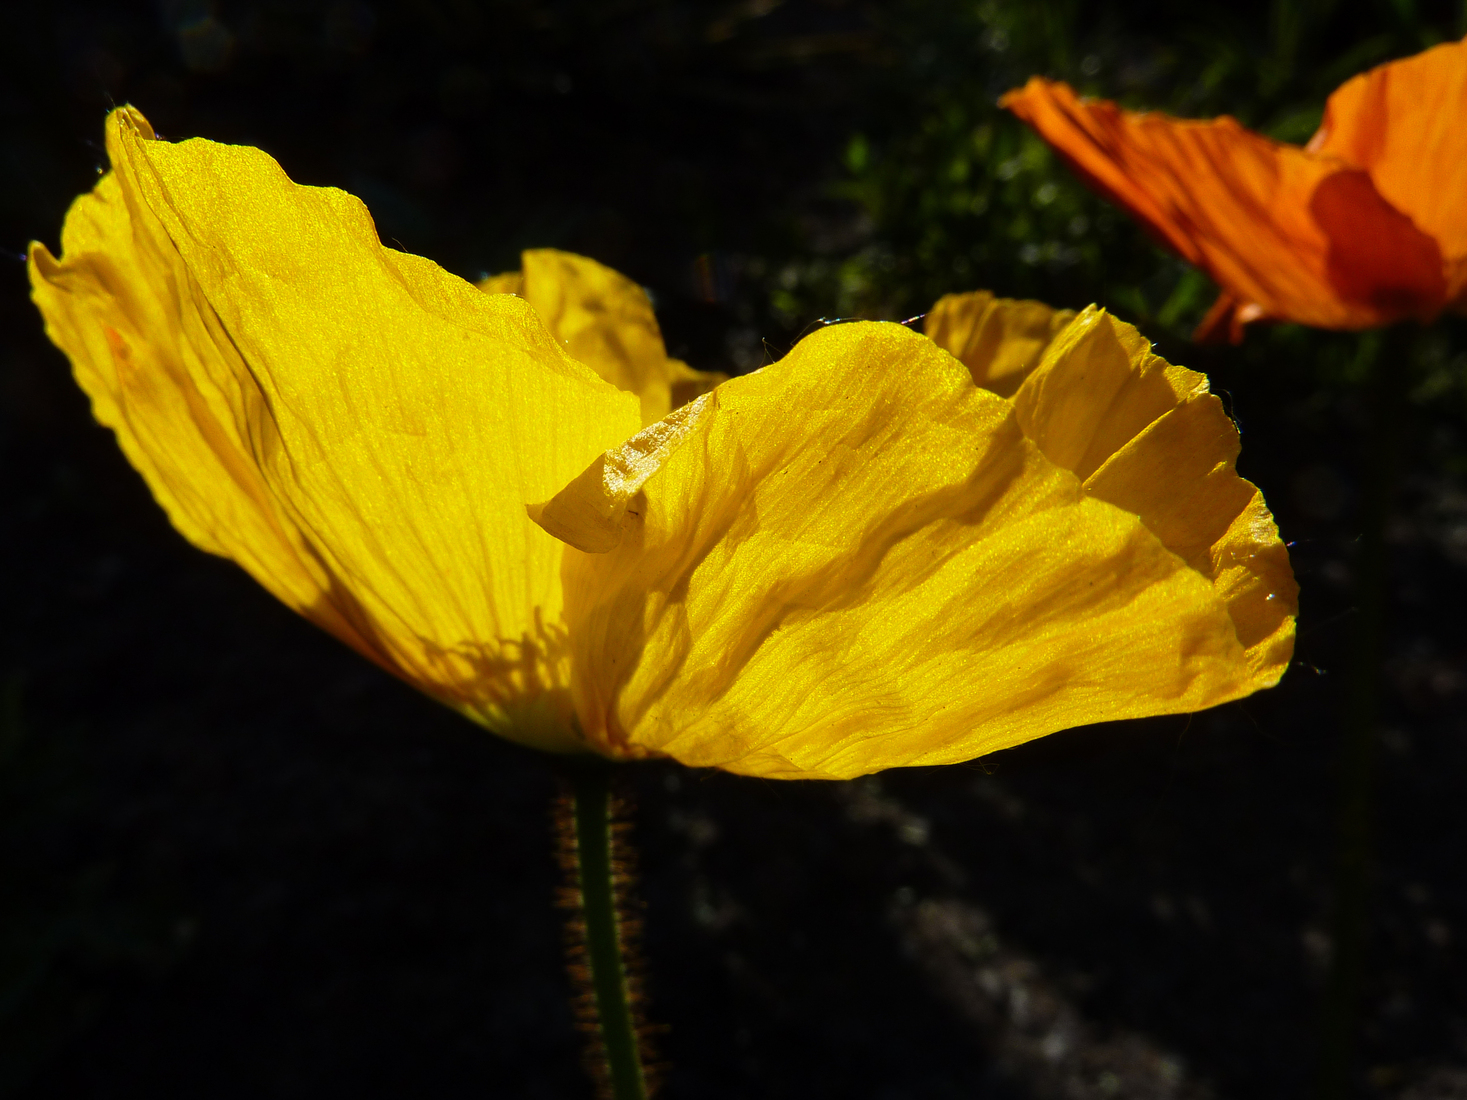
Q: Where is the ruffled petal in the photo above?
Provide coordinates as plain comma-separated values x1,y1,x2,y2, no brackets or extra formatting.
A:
924,290,1076,397
29,107,641,750
478,249,726,425
1308,36,1467,305
1014,307,1297,680
1001,78,1446,338
535,320,1292,780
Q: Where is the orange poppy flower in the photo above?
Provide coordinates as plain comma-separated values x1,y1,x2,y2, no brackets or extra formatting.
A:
1001,38,1467,342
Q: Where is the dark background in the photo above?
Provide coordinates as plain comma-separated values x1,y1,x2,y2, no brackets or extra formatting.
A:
3,1,1467,1097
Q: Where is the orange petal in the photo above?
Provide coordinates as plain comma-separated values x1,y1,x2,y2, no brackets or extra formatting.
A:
1193,291,1245,345
1309,169,1446,318
1001,78,1446,335
1308,36,1467,305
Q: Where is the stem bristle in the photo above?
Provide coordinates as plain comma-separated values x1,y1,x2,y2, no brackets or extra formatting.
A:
554,777,664,1099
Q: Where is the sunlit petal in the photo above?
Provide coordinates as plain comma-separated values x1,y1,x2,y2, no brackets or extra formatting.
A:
924,289,1076,397
1308,37,1467,305
1001,77,1446,339
479,249,726,425
536,320,1292,779
29,107,641,750
1015,307,1297,679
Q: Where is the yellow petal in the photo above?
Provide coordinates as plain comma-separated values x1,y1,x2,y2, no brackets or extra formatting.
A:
924,290,1076,397
527,394,712,554
477,270,525,296
1014,307,1298,680
536,320,1292,780
29,107,641,750
478,249,726,425
1011,305,1206,483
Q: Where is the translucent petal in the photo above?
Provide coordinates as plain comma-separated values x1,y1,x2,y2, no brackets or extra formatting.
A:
1308,37,1467,305
478,270,525,296
1015,308,1298,680
536,320,1293,779
924,290,1076,397
29,107,641,750
1001,77,1446,339
478,249,726,425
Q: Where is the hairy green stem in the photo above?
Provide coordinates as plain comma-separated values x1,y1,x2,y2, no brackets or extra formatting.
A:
565,759,649,1100
1316,331,1403,1100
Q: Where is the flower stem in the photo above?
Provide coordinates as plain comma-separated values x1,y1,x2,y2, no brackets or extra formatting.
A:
1316,330,1403,1100
560,759,650,1100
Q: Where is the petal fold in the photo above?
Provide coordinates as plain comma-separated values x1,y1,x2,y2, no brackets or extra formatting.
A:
543,320,1292,780
29,107,641,749
527,394,712,554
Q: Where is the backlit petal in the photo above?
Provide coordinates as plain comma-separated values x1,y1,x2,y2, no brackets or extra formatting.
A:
29,107,641,750
1015,308,1297,680
478,249,726,425
1001,78,1446,338
924,290,1076,396
536,321,1292,780
1308,37,1467,305
477,270,525,296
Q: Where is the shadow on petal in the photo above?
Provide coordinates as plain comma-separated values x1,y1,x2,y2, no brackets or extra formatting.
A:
1311,169,1445,317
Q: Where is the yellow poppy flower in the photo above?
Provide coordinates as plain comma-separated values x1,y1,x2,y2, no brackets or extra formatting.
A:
29,107,1297,780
